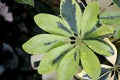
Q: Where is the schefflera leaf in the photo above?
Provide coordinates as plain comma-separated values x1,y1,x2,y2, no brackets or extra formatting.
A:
100,11,120,25
58,48,79,80
86,25,114,38
113,0,120,8
84,39,114,56
80,44,101,80
34,14,71,37
81,2,100,35
38,44,73,74
60,0,82,34
22,34,69,54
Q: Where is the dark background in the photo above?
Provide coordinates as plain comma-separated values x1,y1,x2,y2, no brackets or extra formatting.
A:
0,0,60,80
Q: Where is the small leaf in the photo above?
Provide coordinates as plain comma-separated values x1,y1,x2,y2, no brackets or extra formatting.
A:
34,14,71,37
60,0,82,34
81,1,100,35
113,0,120,7
16,0,34,7
80,45,101,80
58,48,79,80
38,44,72,74
22,34,69,54
86,25,114,38
84,39,114,56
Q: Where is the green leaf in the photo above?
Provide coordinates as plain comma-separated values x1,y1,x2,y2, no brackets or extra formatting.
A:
86,25,114,38
34,14,71,37
60,0,82,34
16,0,34,7
22,34,69,54
38,44,73,74
80,45,101,80
100,11,120,25
58,48,79,80
81,2,100,35
113,0,120,7
84,39,114,56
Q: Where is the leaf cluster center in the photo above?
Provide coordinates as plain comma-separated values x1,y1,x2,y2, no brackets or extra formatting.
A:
70,34,84,46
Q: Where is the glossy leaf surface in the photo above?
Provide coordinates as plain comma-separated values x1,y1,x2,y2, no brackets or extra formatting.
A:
81,2,100,35
34,14,71,36
86,25,114,38
80,45,101,80
38,44,72,74
58,48,79,80
84,39,114,56
22,34,69,54
100,11,120,25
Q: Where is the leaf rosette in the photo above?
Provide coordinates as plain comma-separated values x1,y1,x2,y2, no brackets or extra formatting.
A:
22,0,115,79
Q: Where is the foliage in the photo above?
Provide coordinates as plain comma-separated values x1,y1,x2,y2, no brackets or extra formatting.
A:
15,0,34,7
22,0,116,80
78,0,120,80
113,0,120,7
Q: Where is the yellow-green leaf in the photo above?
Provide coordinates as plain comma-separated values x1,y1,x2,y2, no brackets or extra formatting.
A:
22,34,69,54
100,11,120,25
34,13,71,37
86,25,114,38
38,44,73,74
84,39,114,56
58,48,79,80
81,2,100,35
80,45,101,80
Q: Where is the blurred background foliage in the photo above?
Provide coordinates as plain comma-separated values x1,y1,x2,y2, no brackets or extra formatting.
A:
0,0,60,80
